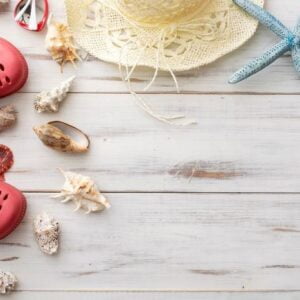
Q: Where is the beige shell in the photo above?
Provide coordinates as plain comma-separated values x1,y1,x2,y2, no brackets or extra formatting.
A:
33,212,59,255
53,169,111,214
0,271,17,294
33,121,90,153
45,15,79,69
34,76,75,113
0,0,9,4
0,105,17,132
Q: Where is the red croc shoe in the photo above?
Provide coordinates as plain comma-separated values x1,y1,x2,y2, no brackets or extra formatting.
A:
0,181,27,240
0,38,28,98
0,145,27,240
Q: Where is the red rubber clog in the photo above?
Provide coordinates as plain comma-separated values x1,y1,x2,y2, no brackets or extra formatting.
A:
0,38,28,98
0,145,27,240
0,181,27,240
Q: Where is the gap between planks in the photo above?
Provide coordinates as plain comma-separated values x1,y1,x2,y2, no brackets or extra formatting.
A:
12,91,300,96
10,289,300,293
21,191,300,194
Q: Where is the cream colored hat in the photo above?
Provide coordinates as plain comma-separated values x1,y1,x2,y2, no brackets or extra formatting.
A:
65,0,263,72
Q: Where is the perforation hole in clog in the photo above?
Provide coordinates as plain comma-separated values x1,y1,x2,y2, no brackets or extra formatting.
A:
5,76,11,84
0,64,4,71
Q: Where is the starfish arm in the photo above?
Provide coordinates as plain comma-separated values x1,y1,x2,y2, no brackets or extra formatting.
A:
229,39,290,84
292,44,300,73
233,0,293,39
295,18,300,35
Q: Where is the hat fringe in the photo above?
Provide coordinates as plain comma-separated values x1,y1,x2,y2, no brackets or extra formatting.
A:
99,0,223,126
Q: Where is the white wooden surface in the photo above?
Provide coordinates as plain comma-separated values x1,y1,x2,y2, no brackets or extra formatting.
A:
1,0,300,299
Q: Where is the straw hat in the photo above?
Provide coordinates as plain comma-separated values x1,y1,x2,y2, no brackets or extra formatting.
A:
65,0,263,72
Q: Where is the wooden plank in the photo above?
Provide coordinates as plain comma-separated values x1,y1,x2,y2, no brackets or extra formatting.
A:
0,1,299,94
1,93,300,192
1,193,300,290
6,291,300,300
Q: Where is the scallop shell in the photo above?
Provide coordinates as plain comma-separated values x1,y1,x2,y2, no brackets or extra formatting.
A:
33,121,90,153
0,105,17,132
0,144,14,179
46,15,79,69
53,169,111,214
0,271,17,294
34,76,75,113
33,212,59,255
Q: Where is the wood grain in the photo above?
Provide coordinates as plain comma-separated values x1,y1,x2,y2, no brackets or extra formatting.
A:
1,94,300,192
1,193,300,291
0,0,299,297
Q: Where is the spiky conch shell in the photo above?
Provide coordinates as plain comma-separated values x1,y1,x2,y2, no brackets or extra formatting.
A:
0,271,17,294
33,121,90,153
0,105,17,132
53,169,111,214
33,212,59,255
45,15,80,70
34,76,75,113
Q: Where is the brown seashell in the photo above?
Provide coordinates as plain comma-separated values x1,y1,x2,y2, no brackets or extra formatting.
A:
33,121,90,153
46,15,80,70
0,105,17,132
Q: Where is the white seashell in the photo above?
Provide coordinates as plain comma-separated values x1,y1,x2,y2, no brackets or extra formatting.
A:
53,169,111,214
34,76,75,113
0,271,17,294
33,212,59,255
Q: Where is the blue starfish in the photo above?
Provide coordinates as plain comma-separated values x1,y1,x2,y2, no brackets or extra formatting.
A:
229,0,300,84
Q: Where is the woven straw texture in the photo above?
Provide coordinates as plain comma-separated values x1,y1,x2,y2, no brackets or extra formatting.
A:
65,0,264,71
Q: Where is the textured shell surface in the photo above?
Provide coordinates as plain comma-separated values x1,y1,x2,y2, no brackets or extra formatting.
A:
45,15,79,69
34,76,75,113
33,212,59,255
33,121,90,153
0,105,17,132
0,271,17,294
53,169,111,214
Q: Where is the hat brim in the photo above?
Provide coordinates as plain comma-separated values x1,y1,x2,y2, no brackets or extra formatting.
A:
65,0,264,72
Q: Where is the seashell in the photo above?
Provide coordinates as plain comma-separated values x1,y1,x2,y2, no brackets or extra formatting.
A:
34,76,75,113
33,212,59,255
0,271,17,294
45,15,79,70
33,121,90,153
0,0,9,4
53,169,111,214
0,105,17,132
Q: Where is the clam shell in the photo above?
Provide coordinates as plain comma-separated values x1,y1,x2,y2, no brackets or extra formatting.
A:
33,121,90,153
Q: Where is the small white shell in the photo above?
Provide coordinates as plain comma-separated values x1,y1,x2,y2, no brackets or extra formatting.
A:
53,169,111,214
0,271,17,294
33,212,59,255
34,76,75,113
